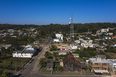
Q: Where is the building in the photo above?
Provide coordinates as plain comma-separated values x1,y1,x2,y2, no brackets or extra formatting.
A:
96,55,106,60
63,56,85,71
110,43,116,47
33,41,39,44
112,35,116,39
88,57,109,74
75,40,80,44
57,45,72,51
46,59,54,70
53,34,63,42
57,50,72,55
12,45,36,58
101,28,109,33
72,54,79,57
2,44,11,49
104,36,111,39
107,59,116,72
70,43,77,50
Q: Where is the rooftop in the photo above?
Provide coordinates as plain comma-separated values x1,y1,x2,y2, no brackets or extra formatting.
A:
107,59,116,63
96,55,106,59
89,58,109,63
13,51,23,53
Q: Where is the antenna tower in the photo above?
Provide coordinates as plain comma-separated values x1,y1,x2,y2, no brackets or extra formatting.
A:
70,13,74,42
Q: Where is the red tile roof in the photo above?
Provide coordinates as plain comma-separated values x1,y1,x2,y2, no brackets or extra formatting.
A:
63,56,81,66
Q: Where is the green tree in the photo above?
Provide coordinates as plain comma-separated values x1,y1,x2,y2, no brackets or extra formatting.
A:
50,45,58,51
44,51,52,59
1,72,9,77
39,58,47,67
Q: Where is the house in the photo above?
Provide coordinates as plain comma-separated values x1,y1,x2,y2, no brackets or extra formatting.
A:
108,33,113,36
2,44,11,49
101,28,109,33
107,59,116,72
88,57,109,75
13,51,23,57
104,36,111,39
72,54,79,57
96,55,106,60
53,34,63,42
46,59,62,71
12,45,36,58
55,34,63,40
112,35,116,39
96,48,107,51
77,45,83,50
57,45,72,51
80,39,93,48
70,43,77,50
57,50,72,55
93,44,100,48
33,41,39,44
46,59,54,70
8,29,15,33
110,43,116,47
63,56,85,71
74,40,80,44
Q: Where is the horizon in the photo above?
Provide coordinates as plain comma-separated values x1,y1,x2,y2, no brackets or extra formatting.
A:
1,22,116,26
0,0,116,25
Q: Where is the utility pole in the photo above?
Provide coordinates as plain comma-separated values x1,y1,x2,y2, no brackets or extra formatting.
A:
15,61,16,72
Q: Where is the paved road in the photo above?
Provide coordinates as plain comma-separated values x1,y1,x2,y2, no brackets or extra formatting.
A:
12,38,52,77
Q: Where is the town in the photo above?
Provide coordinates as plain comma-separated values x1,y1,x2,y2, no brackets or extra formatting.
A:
0,23,116,77
0,0,116,77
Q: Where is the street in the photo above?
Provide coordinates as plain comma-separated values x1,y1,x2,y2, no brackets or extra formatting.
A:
11,38,52,77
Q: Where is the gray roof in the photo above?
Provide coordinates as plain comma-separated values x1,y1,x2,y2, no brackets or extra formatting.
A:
89,58,109,63
13,51,23,53
107,59,116,63
96,55,106,59
46,59,54,68
23,50,35,53
77,45,83,50
73,54,79,56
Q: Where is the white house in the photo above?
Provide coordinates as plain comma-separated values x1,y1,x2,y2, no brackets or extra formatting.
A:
53,34,63,42
107,59,116,71
53,39,61,42
12,45,36,58
57,50,71,55
70,43,77,50
101,28,109,33
75,40,80,43
55,34,63,41
57,45,72,51
13,51,23,57
72,54,79,57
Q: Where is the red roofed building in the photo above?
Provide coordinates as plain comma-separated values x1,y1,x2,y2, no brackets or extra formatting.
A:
63,56,85,71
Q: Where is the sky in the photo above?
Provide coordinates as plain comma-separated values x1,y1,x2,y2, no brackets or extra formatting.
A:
0,0,116,25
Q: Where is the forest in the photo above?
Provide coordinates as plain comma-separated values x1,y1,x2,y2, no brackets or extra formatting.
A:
0,23,116,34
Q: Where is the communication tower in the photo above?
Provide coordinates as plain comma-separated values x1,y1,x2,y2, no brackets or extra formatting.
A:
69,13,74,42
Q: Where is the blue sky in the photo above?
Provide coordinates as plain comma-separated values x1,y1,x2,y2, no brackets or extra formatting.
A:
0,0,116,25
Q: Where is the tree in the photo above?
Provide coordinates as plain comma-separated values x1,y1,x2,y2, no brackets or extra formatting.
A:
50,45,58,51
44,51,52,59
39,58,47,68
1,71,9,77
66,52,73,56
